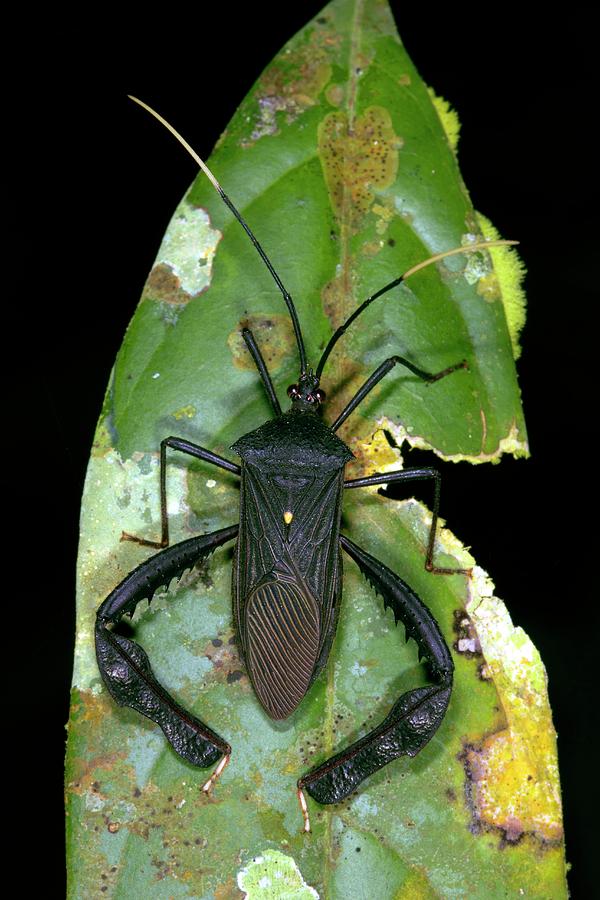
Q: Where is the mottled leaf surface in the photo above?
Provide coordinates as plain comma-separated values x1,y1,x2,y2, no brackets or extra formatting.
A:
67,1,565,897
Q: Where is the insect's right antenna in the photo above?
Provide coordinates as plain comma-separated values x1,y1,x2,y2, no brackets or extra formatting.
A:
315,240,519,379
129,96,308,374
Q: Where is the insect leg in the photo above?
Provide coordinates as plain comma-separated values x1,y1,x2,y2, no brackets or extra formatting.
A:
297,534,453,807
96,525,238,775
241,327,282,416
330,356,467,433
345,467,470,576
122,437,240,548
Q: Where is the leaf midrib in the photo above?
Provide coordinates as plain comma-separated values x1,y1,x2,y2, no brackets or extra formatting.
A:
322,0,365,895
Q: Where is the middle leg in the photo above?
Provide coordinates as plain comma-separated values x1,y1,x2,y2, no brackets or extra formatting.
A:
345,466,471,576
122,437,240,549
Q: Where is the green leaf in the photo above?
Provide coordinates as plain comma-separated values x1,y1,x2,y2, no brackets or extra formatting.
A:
67,1,565,897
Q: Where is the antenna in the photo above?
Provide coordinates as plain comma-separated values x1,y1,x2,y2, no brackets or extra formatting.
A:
129,96,308,374
315,240,519,378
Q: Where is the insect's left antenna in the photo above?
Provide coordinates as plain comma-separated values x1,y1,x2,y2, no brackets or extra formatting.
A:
129,96,308,374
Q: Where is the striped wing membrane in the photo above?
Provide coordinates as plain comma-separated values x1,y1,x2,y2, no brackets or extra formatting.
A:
246,575,320,719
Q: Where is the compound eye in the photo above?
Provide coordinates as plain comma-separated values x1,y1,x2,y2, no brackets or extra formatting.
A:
287,383,300,399
314,388,326,404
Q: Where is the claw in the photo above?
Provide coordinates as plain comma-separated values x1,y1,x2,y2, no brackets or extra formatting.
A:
297,786,311,833
121,530,165,549
201,753,230,794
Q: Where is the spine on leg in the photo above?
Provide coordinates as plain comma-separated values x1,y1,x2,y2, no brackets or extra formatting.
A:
95,524,238,767
98,525,239,622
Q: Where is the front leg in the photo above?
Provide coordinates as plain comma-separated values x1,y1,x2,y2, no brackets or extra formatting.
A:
122,437,240,549
297,534,454,816
96,525,238,781
330,356,467,433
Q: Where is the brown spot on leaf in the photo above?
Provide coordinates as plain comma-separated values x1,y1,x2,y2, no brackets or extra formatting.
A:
228,314,295,373
453,609,483,659
242,20,339,143
322,266,354,328
478,661,493,681
318,107,402,230
326,83,345,107
144,263,193,306
202,631,249,688
67,749,127,796
361,239,384,257
214,877,240,900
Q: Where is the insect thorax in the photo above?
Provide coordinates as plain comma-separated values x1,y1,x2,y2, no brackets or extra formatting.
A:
231,407,353,471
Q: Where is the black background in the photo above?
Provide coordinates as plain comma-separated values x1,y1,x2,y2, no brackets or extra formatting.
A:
17,3,594,895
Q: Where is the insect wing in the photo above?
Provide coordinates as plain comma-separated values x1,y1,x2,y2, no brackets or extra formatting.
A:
246,568,320,719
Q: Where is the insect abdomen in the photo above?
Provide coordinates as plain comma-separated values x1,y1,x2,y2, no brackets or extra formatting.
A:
246,570,320,719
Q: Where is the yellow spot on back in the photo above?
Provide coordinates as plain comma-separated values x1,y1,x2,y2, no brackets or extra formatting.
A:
283,511,293,525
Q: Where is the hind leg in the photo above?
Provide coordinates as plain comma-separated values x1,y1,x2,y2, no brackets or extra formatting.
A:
96,525,238,783
297,534,455,828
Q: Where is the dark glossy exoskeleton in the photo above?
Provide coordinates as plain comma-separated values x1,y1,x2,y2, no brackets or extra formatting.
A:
95,100,504,831
232,405,352,722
